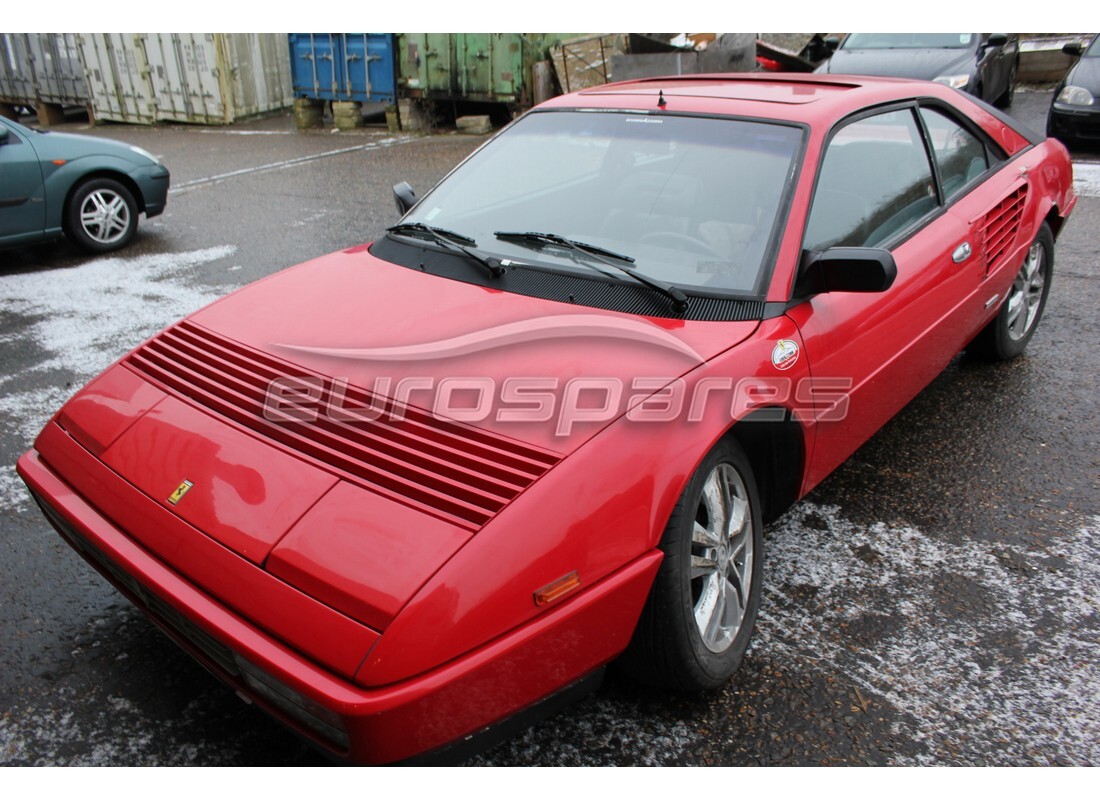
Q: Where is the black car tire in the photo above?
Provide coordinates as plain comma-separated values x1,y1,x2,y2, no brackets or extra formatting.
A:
620,438,763,691
969,222,1054,360
65,177,139,253
995,59,1018,108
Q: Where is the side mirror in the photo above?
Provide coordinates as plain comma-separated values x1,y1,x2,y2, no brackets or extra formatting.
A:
797,248,898,296
984,33,1009,48
393,181,417,215
1062,42,1085,57
824,36,840,51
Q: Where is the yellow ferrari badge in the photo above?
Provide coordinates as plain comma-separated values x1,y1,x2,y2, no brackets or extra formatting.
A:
167,480,194,505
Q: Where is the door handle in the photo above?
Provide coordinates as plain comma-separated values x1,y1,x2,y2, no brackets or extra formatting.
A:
952,242,972,263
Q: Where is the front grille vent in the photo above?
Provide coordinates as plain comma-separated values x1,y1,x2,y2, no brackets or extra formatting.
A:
126,321,561,530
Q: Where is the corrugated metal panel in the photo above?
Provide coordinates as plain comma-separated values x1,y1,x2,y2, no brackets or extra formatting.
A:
27,33,88,105
398,33,565,106
0,33,35,104
288,33,396,103
79,33,157,124
0,33,88,107
144,33,226,124
223,33,293,116
79,33,291,125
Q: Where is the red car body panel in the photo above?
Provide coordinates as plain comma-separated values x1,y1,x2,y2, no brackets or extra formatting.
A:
17,73,1076,763
19,443,660,764
185,250,760,455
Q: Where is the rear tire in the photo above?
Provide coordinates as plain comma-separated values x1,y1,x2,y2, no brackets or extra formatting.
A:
969,222,1053,360
995,60,1018,108
620,438,763,691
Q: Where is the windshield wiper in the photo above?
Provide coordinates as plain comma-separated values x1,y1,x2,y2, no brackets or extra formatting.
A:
387,222,505,278
494,230,689,313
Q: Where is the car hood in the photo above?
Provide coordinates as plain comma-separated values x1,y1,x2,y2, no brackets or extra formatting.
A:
58,244,756,636
186,244,757,455
822,48,974,81
1064,56,1100,93
27,129,154,166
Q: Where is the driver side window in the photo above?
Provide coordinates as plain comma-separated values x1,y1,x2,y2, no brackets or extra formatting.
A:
803,109,937,251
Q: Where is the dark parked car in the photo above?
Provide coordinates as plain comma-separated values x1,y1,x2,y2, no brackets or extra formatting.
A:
816,33,1019,107
0,116,169,253
1048,34,1100,147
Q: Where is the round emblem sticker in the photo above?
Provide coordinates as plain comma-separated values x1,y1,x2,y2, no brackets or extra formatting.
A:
771,339,799,371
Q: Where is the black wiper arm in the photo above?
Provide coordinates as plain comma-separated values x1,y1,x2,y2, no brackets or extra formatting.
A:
494,230,635,264
388,221,476,245
494,230,689,313
387,222,505,278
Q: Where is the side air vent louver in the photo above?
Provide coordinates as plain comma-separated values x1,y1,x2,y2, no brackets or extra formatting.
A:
982,185,1027,270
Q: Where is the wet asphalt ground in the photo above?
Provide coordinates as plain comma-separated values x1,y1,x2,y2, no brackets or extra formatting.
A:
1,86,1097,766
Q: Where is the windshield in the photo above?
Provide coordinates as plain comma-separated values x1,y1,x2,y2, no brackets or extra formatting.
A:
1086,36,1100,57
401,110,803,295
843,33,975,50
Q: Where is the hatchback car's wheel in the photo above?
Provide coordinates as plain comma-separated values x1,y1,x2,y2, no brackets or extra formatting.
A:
621,438,763,690
970,222,1053,360
66,178,138,253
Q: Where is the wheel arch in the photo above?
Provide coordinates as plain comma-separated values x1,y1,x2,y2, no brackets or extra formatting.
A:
1044,203,1068,242
725,408,807,524
62,169,148,224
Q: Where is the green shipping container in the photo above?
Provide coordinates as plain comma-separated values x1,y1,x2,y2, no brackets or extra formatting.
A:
398,33,570,108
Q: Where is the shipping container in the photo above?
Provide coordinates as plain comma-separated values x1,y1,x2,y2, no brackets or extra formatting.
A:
399,33,568,108
78,33,291,125
288,33,397,103
0,33,87,107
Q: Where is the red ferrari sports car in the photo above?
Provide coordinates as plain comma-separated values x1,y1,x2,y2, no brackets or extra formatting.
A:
18,74,1075,764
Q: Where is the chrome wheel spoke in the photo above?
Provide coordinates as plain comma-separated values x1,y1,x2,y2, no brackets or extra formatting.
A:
690,553,718,580
1006,243,1045,341
701,576,727,646
690,460,755,654
724,572,747,627
701,471,727,532
694,573,720,637
692,520,720,548
78,188,130,244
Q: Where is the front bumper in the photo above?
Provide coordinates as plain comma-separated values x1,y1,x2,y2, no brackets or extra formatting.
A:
17,428,660,764
1048,103,1100,142
135,164,170,217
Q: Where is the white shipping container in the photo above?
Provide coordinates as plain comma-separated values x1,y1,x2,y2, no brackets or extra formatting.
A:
1,33,87,107
79,33,157,123
78,33,292,125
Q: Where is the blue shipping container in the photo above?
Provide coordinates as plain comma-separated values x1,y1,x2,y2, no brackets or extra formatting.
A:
288,33,396,103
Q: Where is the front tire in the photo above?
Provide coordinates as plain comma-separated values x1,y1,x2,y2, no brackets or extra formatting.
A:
621,438,763,691
65,178,138,253
969,222,1053,360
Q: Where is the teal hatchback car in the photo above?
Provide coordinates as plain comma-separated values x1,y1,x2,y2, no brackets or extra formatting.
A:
0,116,169,253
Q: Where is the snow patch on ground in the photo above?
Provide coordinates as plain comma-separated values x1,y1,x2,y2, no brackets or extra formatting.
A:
0,246,236,380
0,691,230,766
757,504,1100,765
1072,162,1100,199
0,246,238,513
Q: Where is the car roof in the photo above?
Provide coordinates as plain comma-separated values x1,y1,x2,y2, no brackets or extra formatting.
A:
537,72,965,126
